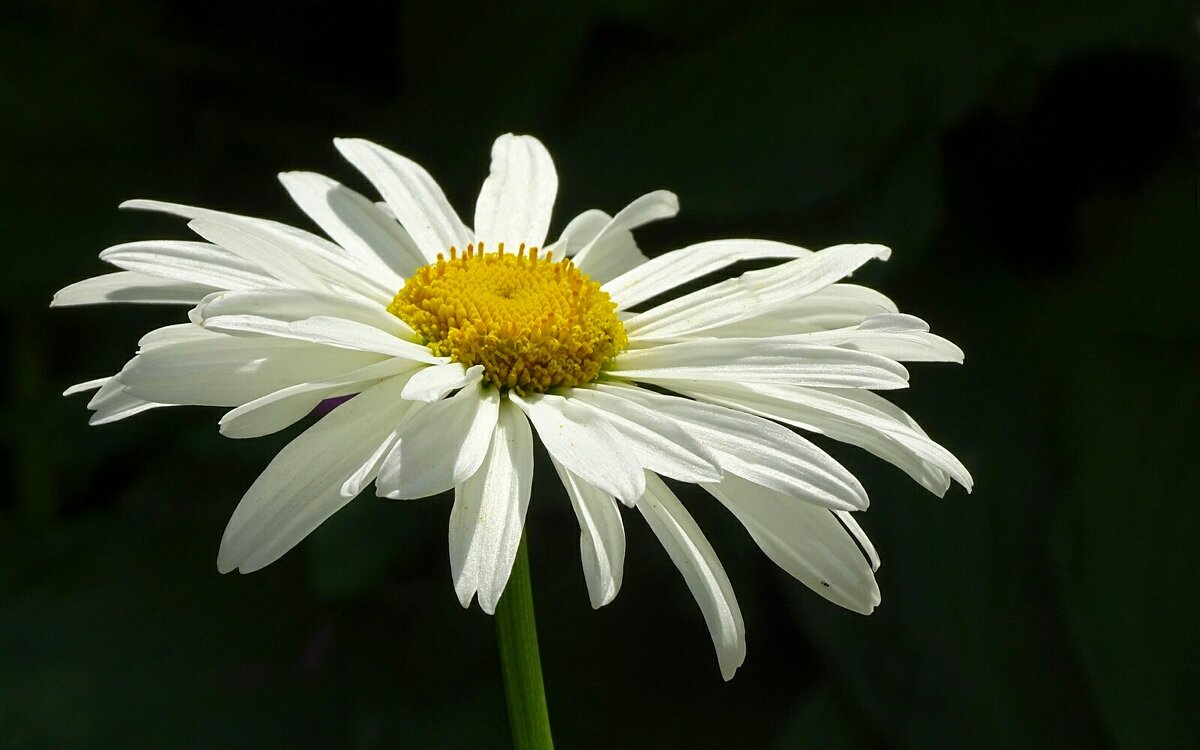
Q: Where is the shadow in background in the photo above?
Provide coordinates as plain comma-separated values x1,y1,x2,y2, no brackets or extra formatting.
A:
1,1,1195,748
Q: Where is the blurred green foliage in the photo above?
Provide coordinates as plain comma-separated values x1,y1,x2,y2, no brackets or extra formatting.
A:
1,0,1194,747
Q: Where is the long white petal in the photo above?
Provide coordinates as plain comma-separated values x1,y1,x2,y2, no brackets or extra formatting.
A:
703,473,880,614
219,358,420,439
674,380,972,495
192,287,412,337
192,289,437,362
608,337,910,390
793,313,964,363
63,378,108,396
122,199,379,296
564,386,722,483
592,383,868,511
574,235,649,285
449,399,533,614
217,374,417,573
51,271,214,307
279,171,423,282
85,376,174,424
550,209,610,257
98,240,282,291
551,458,625,609
552,208,649,284
637,472,745,681
625,243,890,339
186,217,392,303
571,191,678,271
334,138,473,262
834,510,880,571
604,239,812,310
509,392,645,506
377,380,500,499
117,328,386,406
137,322,220,349
473,134,557,249
201,313,439,362
694,283,899,337
124,198,398,297
400,362,484,402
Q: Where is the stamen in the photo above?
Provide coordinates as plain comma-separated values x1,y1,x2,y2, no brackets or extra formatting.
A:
388,244,627,393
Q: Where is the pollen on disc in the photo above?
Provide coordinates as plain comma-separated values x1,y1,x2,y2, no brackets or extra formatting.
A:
388,245,627,393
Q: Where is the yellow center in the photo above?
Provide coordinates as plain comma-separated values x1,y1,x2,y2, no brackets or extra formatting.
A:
388,243,627,393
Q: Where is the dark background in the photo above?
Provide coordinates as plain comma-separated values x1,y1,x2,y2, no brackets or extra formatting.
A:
2,1,1195,748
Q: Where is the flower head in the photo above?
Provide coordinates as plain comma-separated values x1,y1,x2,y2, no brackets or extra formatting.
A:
55,133,971,680
389,244,627,392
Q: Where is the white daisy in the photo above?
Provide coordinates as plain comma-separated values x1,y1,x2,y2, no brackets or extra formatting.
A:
54,134,971,680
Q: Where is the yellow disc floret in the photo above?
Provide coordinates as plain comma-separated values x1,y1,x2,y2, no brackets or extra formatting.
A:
388,243,627,393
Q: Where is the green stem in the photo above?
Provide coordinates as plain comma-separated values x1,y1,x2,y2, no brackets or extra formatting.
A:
495,533,554,750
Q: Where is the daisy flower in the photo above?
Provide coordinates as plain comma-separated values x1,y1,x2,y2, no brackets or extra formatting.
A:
54,134,971,680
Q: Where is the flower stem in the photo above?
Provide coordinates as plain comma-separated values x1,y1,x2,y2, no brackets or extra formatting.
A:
495,533,554,750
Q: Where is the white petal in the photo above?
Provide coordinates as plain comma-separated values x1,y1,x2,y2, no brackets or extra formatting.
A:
564,386,722,483
219,358,420,439
625,243,890,339
704,473,879,614
861,313,928,332
592,383,868,511
186,218,390,304
202,313,438,362
192,289,438,363
603,239,812,310
509,392,645,506
820,387,972,492
217,374,417,573
551,458,625,609
572,235,648,286
123,198,395,301
117,328,386,407
63,378,107,396
571,190,678,271
279,171,424,281
136,322,217,349
121,200,328,291
834,510,880,572
377,380,500,499
342,434,401,499
473,134,557,249
85,376,174,424
797,314,964,363
98,240,282,291
785,284,899,328
334,138,473,262
608,336,910,390
449,399,533,614
659,315,964,363
676,380,972,495
400,362,485,402
552,207,650,284
695,283,899,337
51,271,214,307
637,472,745,681
551,209,610,257
192,287,411,337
